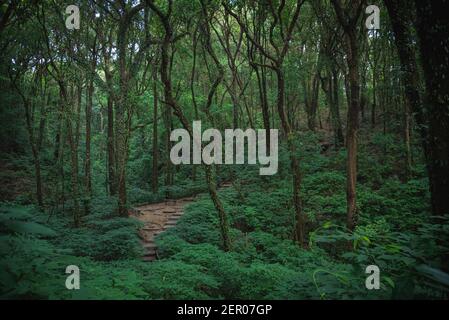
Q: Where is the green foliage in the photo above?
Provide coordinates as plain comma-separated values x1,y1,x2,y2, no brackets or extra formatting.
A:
58,216,143,261
143,260,219,300
239,263,298,299
0,205,57,237
1,132,447,300
170,198,222,246
1,0,447,301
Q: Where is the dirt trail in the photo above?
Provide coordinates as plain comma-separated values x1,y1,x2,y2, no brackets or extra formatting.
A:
131,182,232,262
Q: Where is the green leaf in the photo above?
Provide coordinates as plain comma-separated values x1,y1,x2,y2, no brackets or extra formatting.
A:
416,265,449,287
323,221,333,229
384,276,395,288
7,220,57,237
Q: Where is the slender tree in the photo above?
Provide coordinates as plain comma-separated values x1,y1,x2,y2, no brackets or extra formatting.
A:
331,0,364,232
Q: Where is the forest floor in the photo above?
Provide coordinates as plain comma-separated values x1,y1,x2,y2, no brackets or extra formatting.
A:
1,131,445,299
131,182,232,262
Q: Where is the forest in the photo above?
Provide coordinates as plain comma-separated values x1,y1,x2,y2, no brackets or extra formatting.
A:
0,0,448,300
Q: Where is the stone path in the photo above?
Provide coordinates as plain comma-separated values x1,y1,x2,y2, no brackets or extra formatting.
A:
132,182,232,262
132,197,195,261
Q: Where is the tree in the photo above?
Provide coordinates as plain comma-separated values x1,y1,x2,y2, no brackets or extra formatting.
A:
386,0,449,216
148,0,231,251
331,0,364,232
9,64,46,208
151,67,159,193
84,10,99,199
224,0,307,245
414,0,449,216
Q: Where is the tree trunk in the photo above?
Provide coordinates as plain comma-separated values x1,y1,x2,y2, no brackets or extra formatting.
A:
276,68,305,245
331,0,363,232
105,95,116,196
345,31,360,232
23,99,44,208
404,99,413,179
164,103,173,187
34,156,43,207
414,0,449,216
115,91,128,216
304,74,319,131
67,119,81,226
116,18,131,216
259,65,271,149
152,70,159,193
332,71,344,147
360,72,367,122
371,62,377,128
385,0,429,174
205,165,231,250
85,77,93,197
59,84,81,226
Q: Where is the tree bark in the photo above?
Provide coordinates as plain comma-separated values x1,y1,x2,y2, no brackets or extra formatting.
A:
24,99,44,208
152,69,159,193
255,63,271,149
331,0,363,232
345,31,360,232
414,0,449,216
331,69,344,147
107,95,116,195
85,77,93,197
404,99,413,179
61,85,81,227
304,74,319,131
163,98,173,187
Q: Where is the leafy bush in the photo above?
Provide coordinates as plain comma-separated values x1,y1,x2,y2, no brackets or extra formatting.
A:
142,260,219,299
61,219,142,261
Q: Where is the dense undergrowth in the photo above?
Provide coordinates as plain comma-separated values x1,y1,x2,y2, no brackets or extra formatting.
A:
1,131,448,299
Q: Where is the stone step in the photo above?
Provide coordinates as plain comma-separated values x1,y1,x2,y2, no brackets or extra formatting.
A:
143,255,156,262
138,206,163,212
135,195,200,262
143,227,160,231
143,243,157,249
144,248,156,255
